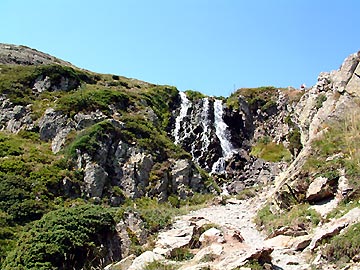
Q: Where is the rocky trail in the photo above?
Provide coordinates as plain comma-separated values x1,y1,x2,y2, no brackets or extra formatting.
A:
178,184,311,270
111,182,360,270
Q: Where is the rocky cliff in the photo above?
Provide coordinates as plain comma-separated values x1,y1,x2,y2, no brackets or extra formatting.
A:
0,43,359,270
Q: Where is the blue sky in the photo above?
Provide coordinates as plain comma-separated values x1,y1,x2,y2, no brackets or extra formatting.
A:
1,0,359,96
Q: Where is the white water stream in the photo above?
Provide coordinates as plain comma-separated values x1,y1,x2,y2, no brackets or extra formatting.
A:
211,99,235,173
173,92,191,145
174,93,235,173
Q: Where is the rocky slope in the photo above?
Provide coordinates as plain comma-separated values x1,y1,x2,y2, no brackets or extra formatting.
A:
0,43,359,269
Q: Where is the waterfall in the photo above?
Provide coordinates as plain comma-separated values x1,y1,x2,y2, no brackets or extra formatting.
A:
194,97,211,168
211,99,234,173
173,92,191,145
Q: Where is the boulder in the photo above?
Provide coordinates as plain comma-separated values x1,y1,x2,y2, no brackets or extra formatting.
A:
290,235,312,251
306,176,337,202
199,228,226,245
83,161,108,198
38,108,69,141
171,159,191,193
308,207,360,250
120,152,153,198
154,224,195,256
127,251,164,270
331,51,360,95
192,243,223,262
104,254,136,270
74,111,107,130
214,247,273,270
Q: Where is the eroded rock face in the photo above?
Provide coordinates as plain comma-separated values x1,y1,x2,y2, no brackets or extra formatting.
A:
0,96,34,133
273,51,360,210
39,108,70,141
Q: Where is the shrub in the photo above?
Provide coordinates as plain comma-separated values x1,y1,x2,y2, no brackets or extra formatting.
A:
315,94,327,109
288,127,302,156
144,260,177,270
56,87,129,117
67,120,118,158
2,204,116,270
184,90,205,101
323,223,360,264
226,86,277,112
140,85,178,129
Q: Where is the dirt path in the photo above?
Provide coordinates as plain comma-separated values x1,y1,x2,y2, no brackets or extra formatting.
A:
180,185,311,270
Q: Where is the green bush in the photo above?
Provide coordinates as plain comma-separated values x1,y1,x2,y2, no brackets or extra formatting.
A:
67,120,118,158
2,204,115,270
56,87,129,116
226,86,277,112
184,90,205,101
288,128,302,155
315,94,327,109
324,223,360,264
140,85,178,129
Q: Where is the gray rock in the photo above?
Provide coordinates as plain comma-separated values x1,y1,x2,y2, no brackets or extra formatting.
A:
306,176,336,203
33,75,51,92
127,251,164,270
38,108,69,141
199,228,226,245
82,156,108,198
117,150,154,198
307,207,360,250
0,43,75,66
171,159,191,192
74,111,107,130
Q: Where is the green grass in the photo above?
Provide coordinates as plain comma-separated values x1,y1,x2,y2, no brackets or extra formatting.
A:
255,203,321,236
323,223,360,265
56,86,129,117
184,90,205,101
226,86,278,111
144,260,178,270
250,141,292,162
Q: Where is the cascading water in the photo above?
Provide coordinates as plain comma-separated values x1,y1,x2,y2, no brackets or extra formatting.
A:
173,93,236,174
173,92,191,145
193,97,211,168
211,99,235,173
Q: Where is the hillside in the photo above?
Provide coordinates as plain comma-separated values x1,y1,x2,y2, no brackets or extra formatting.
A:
0,43,359,269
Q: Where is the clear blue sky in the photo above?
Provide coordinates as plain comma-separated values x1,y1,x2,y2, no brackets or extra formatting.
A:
1,0,359,96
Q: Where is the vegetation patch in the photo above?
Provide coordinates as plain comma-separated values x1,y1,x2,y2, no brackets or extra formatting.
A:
0,64,94,105
184,90,205,101
67,120,119,158
315,93,327,109
251,140,292,162
144,260,178,270
255,203,321,236
323,223,360,265
140,85,178,129
226,86,278,112
303,113,360,206
0,132,83,264
56,86,129,117
2,204,115,270
120,114,190,160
